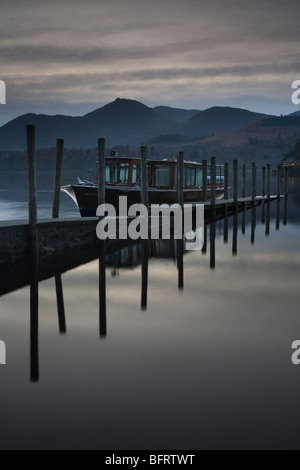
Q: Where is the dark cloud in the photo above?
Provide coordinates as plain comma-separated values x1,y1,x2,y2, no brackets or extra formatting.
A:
0,0,300,125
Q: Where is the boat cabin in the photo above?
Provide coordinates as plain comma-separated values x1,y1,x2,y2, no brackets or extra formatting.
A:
104,157,204,189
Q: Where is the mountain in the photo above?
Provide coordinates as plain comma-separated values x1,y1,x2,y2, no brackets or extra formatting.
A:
150,115,300,166
0,98,175,151
153,106,200,123
175,106,272,138
289,110,300,117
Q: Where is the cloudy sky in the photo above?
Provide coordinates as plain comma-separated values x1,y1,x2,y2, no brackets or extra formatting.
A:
0,0,299,126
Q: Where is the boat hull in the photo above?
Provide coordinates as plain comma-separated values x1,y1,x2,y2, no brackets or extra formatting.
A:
62,185,224,217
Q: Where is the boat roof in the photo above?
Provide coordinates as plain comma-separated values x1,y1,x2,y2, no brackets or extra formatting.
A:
105,156,203,166
105,156,224,167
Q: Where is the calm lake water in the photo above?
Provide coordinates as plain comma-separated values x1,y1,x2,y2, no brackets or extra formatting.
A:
1,172,300,450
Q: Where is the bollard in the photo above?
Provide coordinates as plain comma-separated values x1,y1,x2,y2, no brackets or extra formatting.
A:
262,167,266,198
277,165,281,200
141,146,149,208
233,160,238,206
284,166,288,199
267,164,271,200
224,162,229,200
210,156,216,206
202,160,207,202
242,164,246,198
27,125,38,259
98,138,106,207
177,151,184,208
52,139,64,219
252,162,257,201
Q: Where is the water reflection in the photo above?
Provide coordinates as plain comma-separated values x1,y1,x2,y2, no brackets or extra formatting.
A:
0,194,291,383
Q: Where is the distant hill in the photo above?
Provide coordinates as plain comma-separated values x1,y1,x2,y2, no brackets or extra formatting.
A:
153,106,200,123
0,98,175,151
288,110,300,117
1,113,299,170
152,115,300,166
175,106,271,138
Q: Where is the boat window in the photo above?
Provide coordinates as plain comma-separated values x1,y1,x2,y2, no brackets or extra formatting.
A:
119,163,129,184
105,162,129,184
132,164,141,185
186,167,196,187
196,168,203,187
105,165,111,183
154,165,171,187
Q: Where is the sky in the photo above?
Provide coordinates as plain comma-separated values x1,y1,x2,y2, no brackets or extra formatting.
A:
0,0,299,126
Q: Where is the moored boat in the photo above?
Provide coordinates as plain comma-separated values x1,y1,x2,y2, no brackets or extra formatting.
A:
62,156,224,217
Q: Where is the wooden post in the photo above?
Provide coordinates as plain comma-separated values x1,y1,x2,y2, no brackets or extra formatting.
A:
202,160,207,201
51,139,67,334
98,138,107,338
51,138,67,334
224,162,229,200
52,139,64,219
140,146,149,208
277,165,281,200
283,166,288,226
284,166,288,199
252,162,256,201
262,167,266,198
98,138,106,207
276,166,281,229
26,125,39,382
233,160,238,207
210,156,216,206
27,125,38,257
177,152,184,284
242,164,246,198
178,151,184,208
267,164,271,200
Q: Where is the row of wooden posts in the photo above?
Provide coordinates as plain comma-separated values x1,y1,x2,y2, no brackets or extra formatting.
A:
26,128,288,246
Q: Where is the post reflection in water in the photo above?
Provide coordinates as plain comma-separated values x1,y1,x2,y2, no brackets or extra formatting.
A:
202,225,207,255
232,210,238,255
141,240,149,310
55,275,66,334
251,205,256,245
210,220,216,269
177,238,184,290
30,263,39,383
276,198,280,231
99,240,107,338
223,205,228,244
265,202,270,236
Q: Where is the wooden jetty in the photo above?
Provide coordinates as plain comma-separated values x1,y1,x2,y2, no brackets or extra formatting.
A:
0,126,287,267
